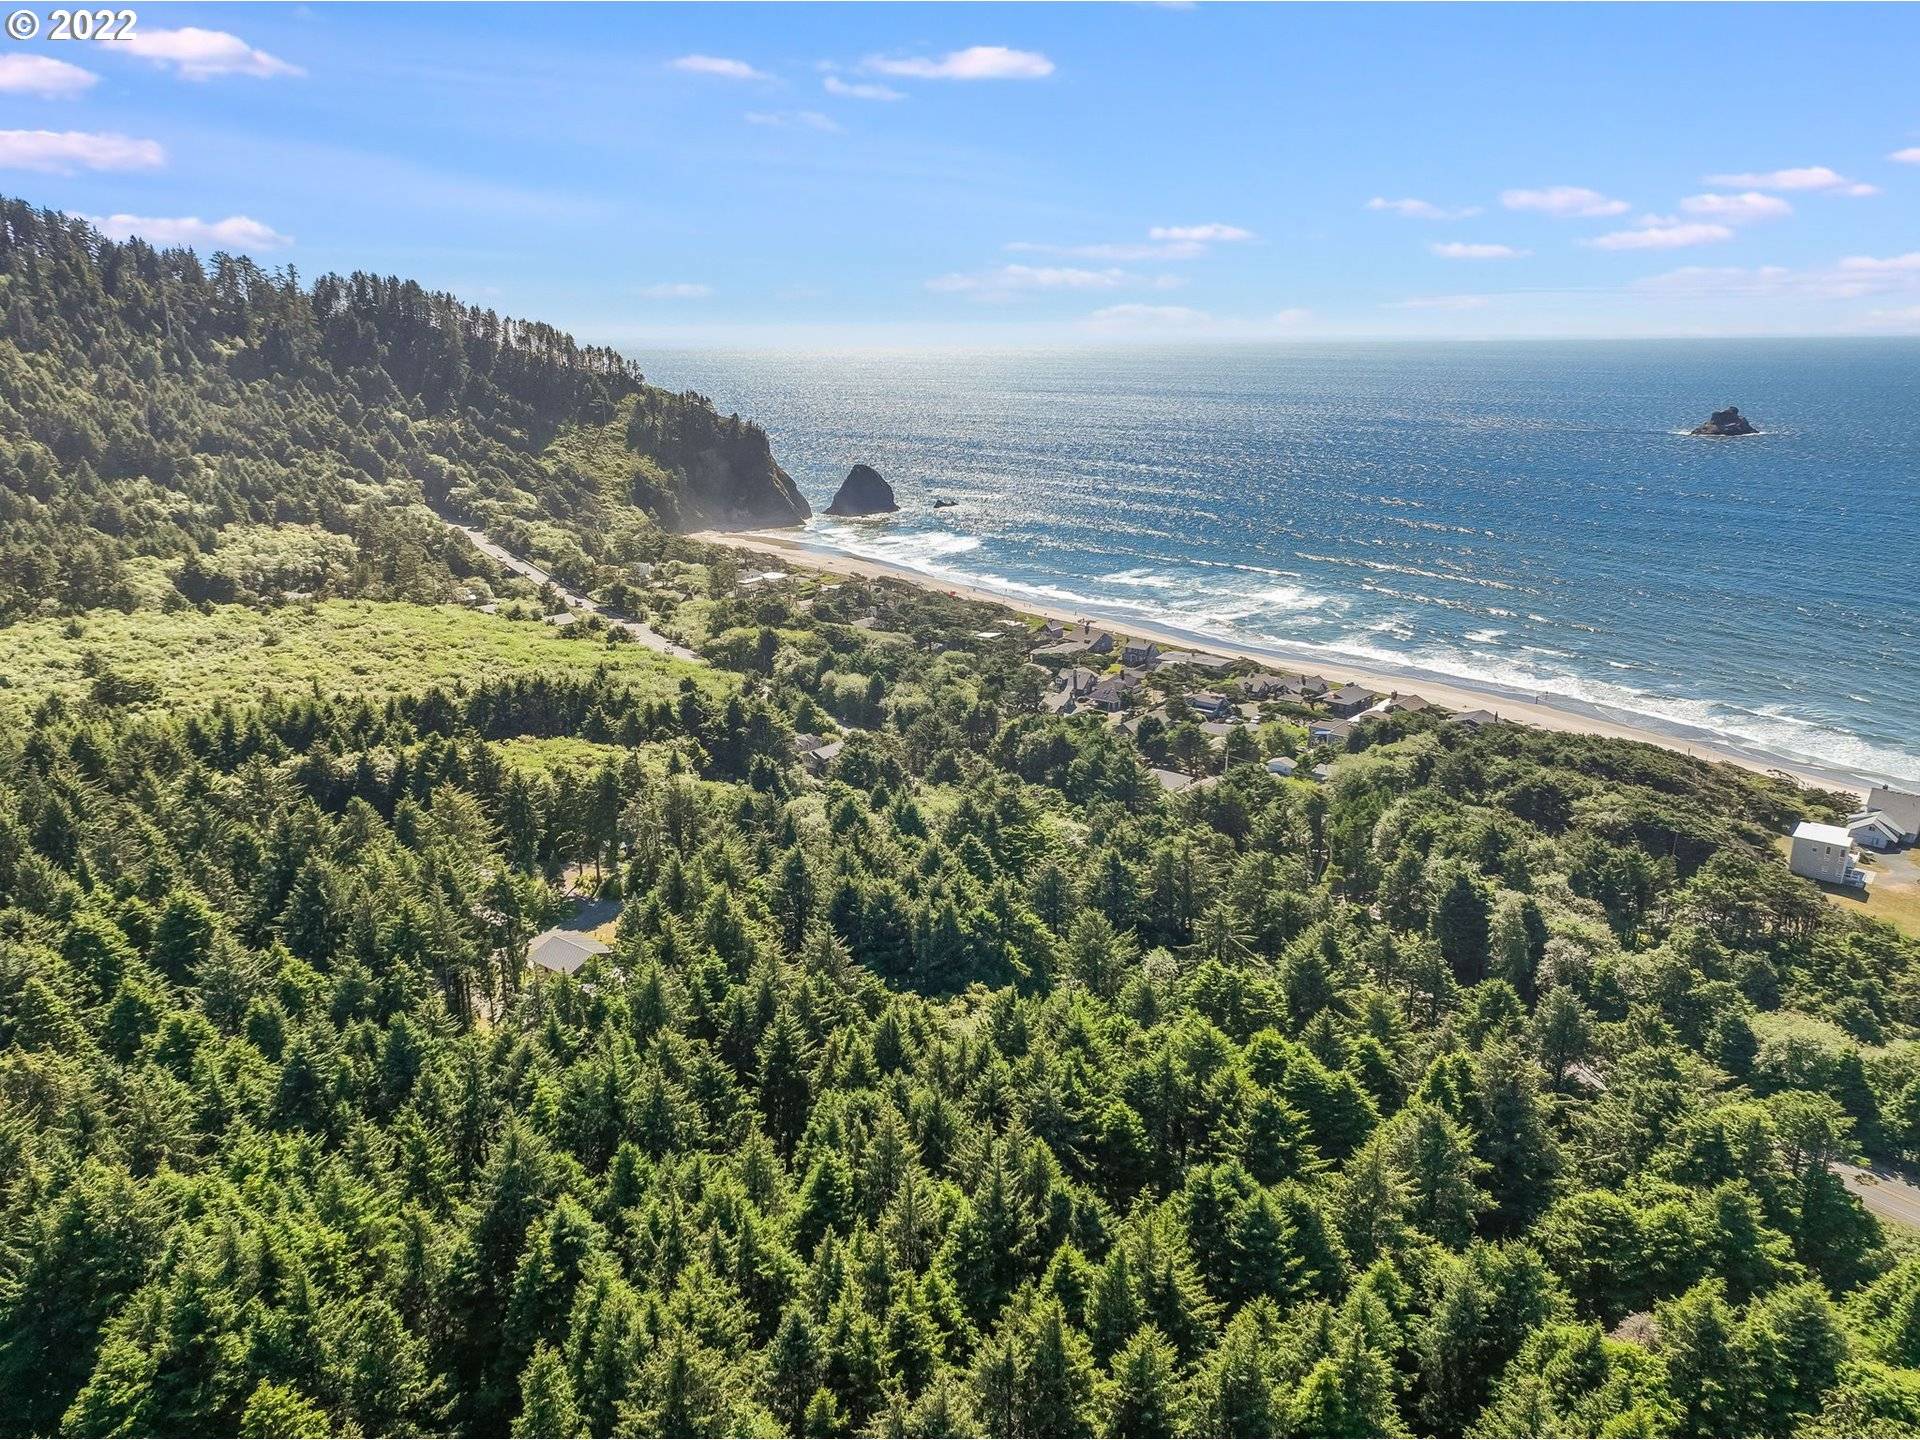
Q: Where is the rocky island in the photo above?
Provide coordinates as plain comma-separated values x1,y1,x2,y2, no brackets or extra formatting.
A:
825,462,899,516
1691,405,1759,436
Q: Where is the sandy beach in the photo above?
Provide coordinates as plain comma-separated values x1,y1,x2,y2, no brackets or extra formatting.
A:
693,527,1869,801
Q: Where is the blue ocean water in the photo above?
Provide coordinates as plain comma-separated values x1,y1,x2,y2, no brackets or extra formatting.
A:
645,342,1920,787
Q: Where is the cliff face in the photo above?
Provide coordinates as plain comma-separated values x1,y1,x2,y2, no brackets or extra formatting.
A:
625,394,811,530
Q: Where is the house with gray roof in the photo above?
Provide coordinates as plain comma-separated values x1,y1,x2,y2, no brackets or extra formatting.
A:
528,928,611,977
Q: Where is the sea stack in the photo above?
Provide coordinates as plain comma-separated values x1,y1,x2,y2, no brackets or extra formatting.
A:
1691,406,1758,437
825,463,899,516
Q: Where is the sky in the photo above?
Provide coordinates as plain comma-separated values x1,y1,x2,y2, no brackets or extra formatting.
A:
3,2,1919,348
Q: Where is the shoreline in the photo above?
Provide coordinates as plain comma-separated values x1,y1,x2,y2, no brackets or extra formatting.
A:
692,526,1872,801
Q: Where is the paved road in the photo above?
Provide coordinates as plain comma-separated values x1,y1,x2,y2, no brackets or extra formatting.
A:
1836,1161,1920,1229
454,524,700,662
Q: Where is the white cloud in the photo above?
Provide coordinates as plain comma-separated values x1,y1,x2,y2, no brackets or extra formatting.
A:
1084,303,1211,328
1636,254,1920,303
744,110,841,133
1007,224,1250,263
1705,166,1877,196
929,264,1182,301
1863,304,1920,327
1366,197,1481,220
1679,191,1793,225
1388,294,1492,310
123,27,301,80
1269,307,1312,326
823,76,903,101
90,213,291,249
1500,186,1631,218
0,54,97,98
1893,148,1920,166
672,54,768,81
1148,223,1253,243
1587,221,1734,251
0,129,165,173
1008,239,1206,261
864,46,1054,80
1430,242,1530,260
1838,251,1920,274
637,282,712,300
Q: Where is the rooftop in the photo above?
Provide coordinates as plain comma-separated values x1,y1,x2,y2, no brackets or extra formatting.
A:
528,928,611,976
1793,821,1853,847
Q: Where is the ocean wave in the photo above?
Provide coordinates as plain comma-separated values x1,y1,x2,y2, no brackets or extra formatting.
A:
1100,569,1187,590
1465,628,1507,643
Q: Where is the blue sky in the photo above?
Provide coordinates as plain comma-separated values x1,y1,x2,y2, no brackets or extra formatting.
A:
3,2,1918,346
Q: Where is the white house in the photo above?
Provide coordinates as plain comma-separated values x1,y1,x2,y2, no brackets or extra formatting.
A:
1789,821,1858,886
1266,756,1297,777
1865,786,1920,845
1850,812,1904,851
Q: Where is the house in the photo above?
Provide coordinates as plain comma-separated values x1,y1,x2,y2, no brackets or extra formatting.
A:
1155,650,1232,673
1184,691,1234,720
1325,684,1379,718
1243,672,1295,699
1244,671,1327,700
1033,618,1067,646
1055,666,1105,698
1032,642,1088,661
1850,812,1905,851
528,928,611,977
802,739,844,776
1152,768,1216,794
1453,709,1500,728
1385,693,1432,714
1311,763,1332,782
1088,679,1130,712
790,732,827,756
1309,718,1353,746
1865,786,1920,845
1789,821,1863,886
1122,640,1161,669
544,611,581,628
1266,756,1297,777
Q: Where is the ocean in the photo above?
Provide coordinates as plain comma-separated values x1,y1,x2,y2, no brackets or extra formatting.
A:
643,341,1920,788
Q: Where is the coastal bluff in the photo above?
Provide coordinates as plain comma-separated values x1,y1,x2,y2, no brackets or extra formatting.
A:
826,463,899,516
1691,406,1758,436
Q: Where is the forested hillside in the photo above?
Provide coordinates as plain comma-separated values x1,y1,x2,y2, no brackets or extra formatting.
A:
4,547,1920,1437
7,196,1920,1440
0,197,809,624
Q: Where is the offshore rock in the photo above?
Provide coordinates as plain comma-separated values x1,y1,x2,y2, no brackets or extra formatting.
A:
1691,406,1758,436
826,463,899,516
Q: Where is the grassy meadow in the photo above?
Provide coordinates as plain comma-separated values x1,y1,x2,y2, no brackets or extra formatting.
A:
0,599,726,724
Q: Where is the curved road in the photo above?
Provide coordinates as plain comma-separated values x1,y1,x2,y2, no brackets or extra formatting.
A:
453,523,699,662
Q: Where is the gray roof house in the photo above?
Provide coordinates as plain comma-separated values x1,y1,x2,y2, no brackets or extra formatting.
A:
528,928,611,977
1122,640,1161,668
1866,786,1920,844
1309,718,1354,746
1184,691,1234,719
1453,709,1500,728
802,738,844,775
1325,684,1380,718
